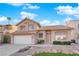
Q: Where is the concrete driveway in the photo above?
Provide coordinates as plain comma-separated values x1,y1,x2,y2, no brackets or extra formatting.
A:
0,44,29,56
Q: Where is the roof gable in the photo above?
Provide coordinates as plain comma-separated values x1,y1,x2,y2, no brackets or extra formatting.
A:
16,18,41,27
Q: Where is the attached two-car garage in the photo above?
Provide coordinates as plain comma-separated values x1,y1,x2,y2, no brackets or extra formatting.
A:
13,35,35,44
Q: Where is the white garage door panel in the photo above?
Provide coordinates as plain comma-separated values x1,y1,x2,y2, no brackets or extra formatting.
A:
14,35,34,44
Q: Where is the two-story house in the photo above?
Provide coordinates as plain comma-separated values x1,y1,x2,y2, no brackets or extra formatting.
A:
10,18,73,44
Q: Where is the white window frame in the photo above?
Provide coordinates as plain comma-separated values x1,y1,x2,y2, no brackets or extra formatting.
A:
29,24,36,31
19,25,25,32
38,33,43,38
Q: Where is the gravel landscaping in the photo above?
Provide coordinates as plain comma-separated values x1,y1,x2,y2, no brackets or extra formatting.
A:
11,45,79,56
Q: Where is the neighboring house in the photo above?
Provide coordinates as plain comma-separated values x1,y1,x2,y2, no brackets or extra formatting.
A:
67,20,79,43
0,25,17,44
2,25,17,34
10,18,73,44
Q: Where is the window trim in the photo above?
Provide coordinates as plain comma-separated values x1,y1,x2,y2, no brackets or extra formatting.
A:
19,25,25,31
38,33,43,38
29,24,36,31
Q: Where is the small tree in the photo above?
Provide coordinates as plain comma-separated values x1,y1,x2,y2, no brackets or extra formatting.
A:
2,34,10,43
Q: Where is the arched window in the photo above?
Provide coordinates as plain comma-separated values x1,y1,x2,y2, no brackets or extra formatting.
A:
29,24,36,30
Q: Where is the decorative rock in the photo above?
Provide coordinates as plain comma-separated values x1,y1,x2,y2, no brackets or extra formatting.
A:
51,49,58,53
62,50,73,54
72,50,79,54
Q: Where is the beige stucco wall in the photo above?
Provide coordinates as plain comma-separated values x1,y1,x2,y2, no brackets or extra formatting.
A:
9,25,17,33
37,30,72,44
67,20,79,40
45,31,51,44
37,31,46,40
51,31,55,43
17,20,40,32
10,35,13,44
51,30,72,42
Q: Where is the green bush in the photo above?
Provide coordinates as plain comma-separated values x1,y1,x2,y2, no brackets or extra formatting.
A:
2,35,10,43
53,41,71,45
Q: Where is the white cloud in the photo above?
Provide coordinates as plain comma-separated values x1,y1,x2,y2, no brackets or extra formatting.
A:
25,3,31,6
74,15,79,18
23,6,27,9
55,5,79,16
40,20,50,25
20,11,38,19
23,3,40,9
64,17,72,22
8,3,40,9
51,21,61,25
40,19,61,26
8,3,24,6
28,5,40,9
55,5,79,24
0,16,7,22
11,19,20,24
78,3,79,6
0,16,21,25
60,17,73,25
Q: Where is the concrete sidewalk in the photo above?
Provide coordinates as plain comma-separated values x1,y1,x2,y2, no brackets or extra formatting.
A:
0,44,28,56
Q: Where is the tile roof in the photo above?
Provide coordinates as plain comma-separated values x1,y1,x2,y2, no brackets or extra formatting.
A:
37,25,73,31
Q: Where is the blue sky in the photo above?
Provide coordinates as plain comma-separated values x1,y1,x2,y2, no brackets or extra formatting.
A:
0,3,79,25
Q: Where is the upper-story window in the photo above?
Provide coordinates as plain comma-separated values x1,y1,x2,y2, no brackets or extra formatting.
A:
19,25,25,31
29,24,36,31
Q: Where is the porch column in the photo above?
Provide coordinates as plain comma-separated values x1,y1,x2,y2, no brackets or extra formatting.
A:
67,31,72,41
44,31,47,44
11,35,14,44
51,31,55,44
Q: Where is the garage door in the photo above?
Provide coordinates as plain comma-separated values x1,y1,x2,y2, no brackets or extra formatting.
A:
14,35,34,44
